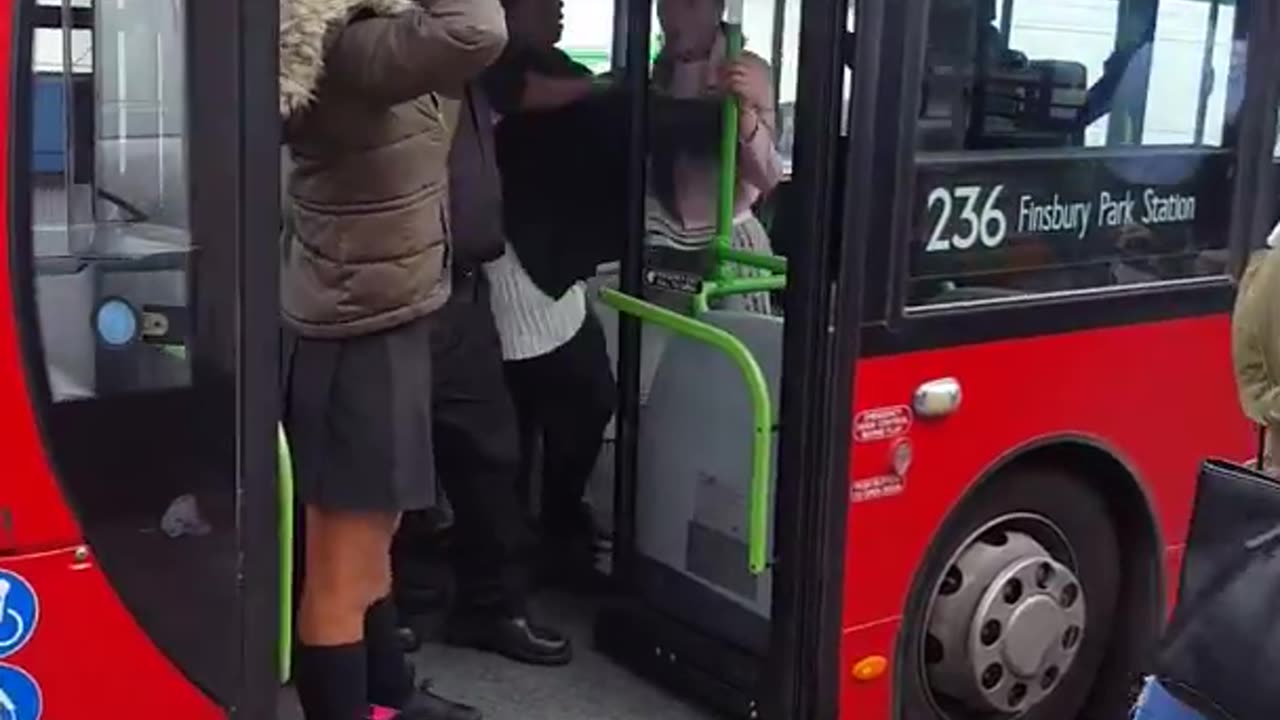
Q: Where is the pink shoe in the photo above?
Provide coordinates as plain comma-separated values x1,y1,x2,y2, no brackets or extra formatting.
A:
367,705,400,720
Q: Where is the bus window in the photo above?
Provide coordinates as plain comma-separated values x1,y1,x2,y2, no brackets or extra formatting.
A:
31,0,190,400
560,0,617,72
558,0,803,170
908,0,1243,307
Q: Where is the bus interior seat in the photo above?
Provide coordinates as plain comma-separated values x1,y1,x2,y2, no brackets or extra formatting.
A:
919,0,1088,152
974,59,1088,149
632,308,783,653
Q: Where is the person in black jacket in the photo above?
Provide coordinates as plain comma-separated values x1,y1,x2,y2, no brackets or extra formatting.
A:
481,0,618,588
391,82,573,669
487,0,632,299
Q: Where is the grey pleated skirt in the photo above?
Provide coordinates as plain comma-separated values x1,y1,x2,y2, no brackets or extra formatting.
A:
282,314,435,513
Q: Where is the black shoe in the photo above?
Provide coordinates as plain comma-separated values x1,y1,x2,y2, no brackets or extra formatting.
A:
393,682,482,720
444,613,573,666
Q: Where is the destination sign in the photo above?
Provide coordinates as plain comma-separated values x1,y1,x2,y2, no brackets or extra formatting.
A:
911,150,1233,284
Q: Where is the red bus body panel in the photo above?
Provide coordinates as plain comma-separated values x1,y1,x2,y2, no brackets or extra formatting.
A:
0,548,223,719
838,314,1253,717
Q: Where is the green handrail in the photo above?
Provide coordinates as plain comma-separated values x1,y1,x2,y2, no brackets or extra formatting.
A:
694,275,787,314
600,287,771,574
719,247,787,275
712,16,745,283
277,424,295,683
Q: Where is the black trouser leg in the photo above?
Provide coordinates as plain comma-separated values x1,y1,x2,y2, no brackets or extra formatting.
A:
504,310,616,540
428,282,532,616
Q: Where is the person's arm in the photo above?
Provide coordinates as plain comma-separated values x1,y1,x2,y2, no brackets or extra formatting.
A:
485,47,599,114
731,53,784,194
518,72,598,111
325,0,508,106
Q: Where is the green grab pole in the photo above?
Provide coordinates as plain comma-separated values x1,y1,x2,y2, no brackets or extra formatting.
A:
599,287,772,574
718,247,787,274
277,424,296,683
713,15,745,282
694,275,787,314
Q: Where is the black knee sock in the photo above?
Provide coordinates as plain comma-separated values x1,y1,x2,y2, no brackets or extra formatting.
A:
365,596,414,708
295,642,367,720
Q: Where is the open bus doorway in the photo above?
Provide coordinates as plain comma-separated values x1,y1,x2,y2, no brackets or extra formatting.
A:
387,0,841,717
3,0,1260,718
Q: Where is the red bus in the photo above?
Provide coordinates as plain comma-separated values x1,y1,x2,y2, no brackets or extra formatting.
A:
0,0,1273,718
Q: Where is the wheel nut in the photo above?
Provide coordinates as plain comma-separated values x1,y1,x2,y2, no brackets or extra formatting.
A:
1041,665,1059,690
1036,562,1055,588
1002,578,1023,603
981,663,1004,690
1060,582,1079,608
980,619,1002,646
1009,682,1028,706
1062,625,1081,649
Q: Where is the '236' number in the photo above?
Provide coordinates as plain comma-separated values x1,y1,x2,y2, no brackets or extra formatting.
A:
925,184,1008,252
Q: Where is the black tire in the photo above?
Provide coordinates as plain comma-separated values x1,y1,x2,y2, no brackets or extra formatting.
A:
896,465,1121,720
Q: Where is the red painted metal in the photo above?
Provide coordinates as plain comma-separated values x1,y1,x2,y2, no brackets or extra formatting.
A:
838,314,1252,717
0,548,223,719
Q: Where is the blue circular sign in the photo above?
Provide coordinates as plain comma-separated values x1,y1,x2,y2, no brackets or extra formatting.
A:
94,298,138,347
0,664,41,720
0,572,38,660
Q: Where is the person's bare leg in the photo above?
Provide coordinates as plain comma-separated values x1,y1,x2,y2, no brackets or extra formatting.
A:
296,506,398,720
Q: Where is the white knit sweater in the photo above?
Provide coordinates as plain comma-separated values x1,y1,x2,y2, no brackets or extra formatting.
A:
484,243,586,361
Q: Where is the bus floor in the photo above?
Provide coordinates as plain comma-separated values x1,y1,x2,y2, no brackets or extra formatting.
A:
276,590,713,720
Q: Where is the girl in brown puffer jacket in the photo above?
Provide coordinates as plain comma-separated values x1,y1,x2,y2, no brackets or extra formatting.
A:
278,0,506,718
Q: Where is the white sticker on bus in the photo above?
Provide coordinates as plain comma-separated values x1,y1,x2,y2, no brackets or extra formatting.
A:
850,474,906,504
853,405,913,443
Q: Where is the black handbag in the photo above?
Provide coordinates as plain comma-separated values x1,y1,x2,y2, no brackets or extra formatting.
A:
1153,459,1280,720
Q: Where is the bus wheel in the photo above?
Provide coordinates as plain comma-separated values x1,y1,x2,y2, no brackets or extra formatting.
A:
901,467,1121,720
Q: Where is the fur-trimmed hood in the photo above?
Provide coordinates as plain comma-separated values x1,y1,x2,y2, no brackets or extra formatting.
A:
278,0,414,117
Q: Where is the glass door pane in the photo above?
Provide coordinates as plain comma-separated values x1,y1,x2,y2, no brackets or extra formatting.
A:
15,0,275,710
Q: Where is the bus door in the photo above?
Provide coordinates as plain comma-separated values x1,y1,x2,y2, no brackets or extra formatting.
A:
588,0,855,716
4,0,280,717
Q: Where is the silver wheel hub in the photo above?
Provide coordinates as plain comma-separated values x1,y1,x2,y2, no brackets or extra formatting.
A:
925,528,1086,715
